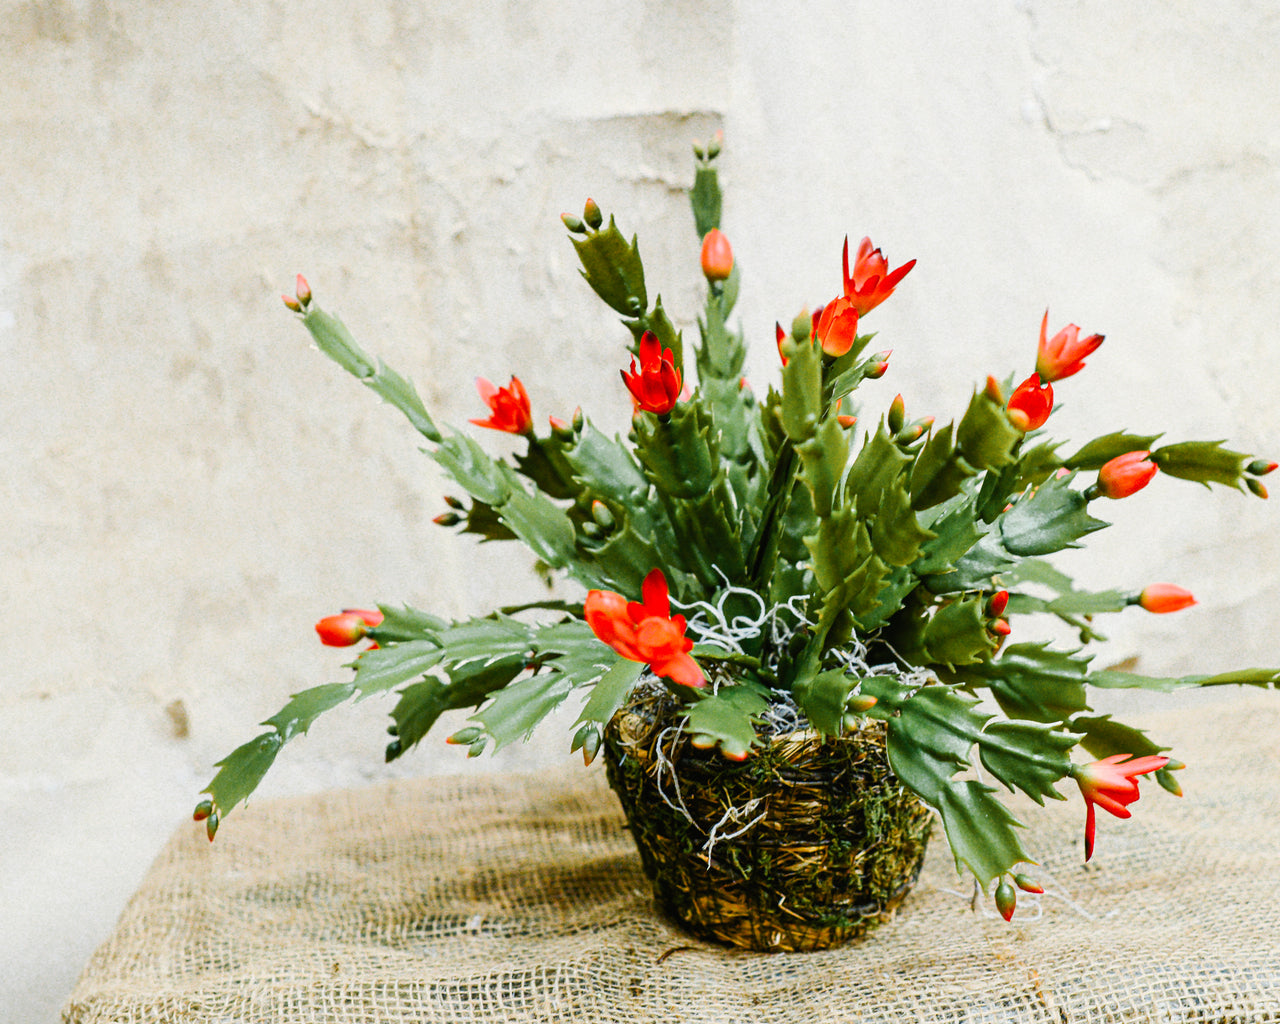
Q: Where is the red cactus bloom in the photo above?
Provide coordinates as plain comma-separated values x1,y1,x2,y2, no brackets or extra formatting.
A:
810,296,860,357
315,608,383,647
1073,753,1171,861
1006,373,1053,431
700,228,734,282
584,569,704,688
1035,309,1104,383
470,376,533,435
776,322,789,366
841,236,916,317
1096,450,1157,499
622,331,682,415
1138,584,1196,614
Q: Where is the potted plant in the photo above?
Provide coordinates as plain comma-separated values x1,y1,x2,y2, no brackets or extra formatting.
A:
196,138,1278,951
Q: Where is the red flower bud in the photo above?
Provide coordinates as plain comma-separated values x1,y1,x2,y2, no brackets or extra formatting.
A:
867,349,892,379
1137,584,1196,614
295,274,312,307
1247,459,1277,477
811,296,860,357
1247,477,1269,500
984,375,1005,404
887,394,906,434
700,228,734,282
988,590,1009,616
991,618,1012,637
282,293,302,312
582,197,603,230
1014,873,1044,894
1006,373,1053,432
775,322,789,367
1095,450,1157,499
315,608,383,647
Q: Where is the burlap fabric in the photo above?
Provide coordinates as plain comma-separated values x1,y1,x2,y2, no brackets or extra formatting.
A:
65,690,1280,1023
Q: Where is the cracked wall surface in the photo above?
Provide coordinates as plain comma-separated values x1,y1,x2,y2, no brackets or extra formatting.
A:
3,2,1279,1018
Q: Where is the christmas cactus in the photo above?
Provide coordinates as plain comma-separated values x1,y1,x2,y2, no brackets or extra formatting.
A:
199,138,1278,921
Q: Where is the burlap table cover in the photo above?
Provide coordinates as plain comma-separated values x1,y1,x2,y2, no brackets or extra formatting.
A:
64,690,1280,1023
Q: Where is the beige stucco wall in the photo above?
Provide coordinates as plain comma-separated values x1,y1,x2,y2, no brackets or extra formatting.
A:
4,2,1278,1018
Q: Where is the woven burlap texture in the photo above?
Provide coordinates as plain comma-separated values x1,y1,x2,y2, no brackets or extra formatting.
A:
65,690,1280,1023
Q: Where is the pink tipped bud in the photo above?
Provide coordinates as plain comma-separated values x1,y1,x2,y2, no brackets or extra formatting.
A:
282,294,302,312
887,394,906,434
1247,477,1269,499
582,197,603,230
1095,450,1157,499
867,350,892,379
1137,584,1196,614
991,618,1012,637
988,589,1009,616
560,212,586,233
984,375,1006,404
294,274,311,307
700,228,734,282
193,799,213,822
1247,459,1277,477
837,414,857,429
1014,873,1044,894
433,511,461,527
995,878,1016,921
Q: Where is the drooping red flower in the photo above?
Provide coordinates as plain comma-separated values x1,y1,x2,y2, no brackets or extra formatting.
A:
1138,584,1196,614
469,376,533,435
841,236,916,317
315,608,384,647
1096,450,1157,499
1035,309,1104,383
700,228,734,282
1006,373,1053,431
584,569,705,688
811,296,860,357
1073,753,1171,861
621,331,682,415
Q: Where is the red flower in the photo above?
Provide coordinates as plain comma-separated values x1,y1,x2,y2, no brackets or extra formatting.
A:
1006,373,1053,431
700,228,734,282
315,608,384,647
841,236,916,317
1138,584,1196,614
584,569,705,688
1073,753,1170,861
1035,309,1104,383
622,331,682,415
811,297,860,357
776,322,788,366
1096,450,1157,499
470,376,532,435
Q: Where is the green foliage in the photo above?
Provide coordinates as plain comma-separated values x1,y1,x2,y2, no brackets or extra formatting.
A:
683,680,771,759
1150,439,1251,490
570,215,647,317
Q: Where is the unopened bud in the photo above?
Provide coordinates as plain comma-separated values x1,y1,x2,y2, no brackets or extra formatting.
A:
991,618,1012,637
837,414,857,429
447,726,482,746
700,228,734,282
384,739,402,761
282,294,302,312
1157,765,1183,797
1014,873,1044,894
591,501,614,528
571,406,584,432
790,308,812,343
984,375,1005,404
707,131,723,158
433,511,461,527
988,590,1009,616
887,394,906,434
467,736,488,758
560,212,586,233
582,522,602,538
1137,584,1195,614
205,810,220,843
581,729,601,766
444,494,465,510
583,198,603,230
193,799,213,822
295,274,312,307
845,693,878,714
1248,459,1277,476
995,878,1016,921
692,142,706,160
1247,477,1269,499
867,350,892,379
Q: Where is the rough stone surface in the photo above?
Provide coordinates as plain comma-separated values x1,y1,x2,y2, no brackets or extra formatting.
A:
3,3,1278,1020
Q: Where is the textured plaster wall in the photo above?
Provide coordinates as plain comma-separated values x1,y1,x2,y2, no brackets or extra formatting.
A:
3,2,1278,1018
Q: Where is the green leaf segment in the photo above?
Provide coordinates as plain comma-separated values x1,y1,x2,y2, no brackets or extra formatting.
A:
203,142,1278,914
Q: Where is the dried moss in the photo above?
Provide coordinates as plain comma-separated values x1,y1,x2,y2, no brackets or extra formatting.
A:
603,685,933,952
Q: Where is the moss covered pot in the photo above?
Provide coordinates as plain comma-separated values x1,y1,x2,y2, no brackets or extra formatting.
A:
603,684,934,952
